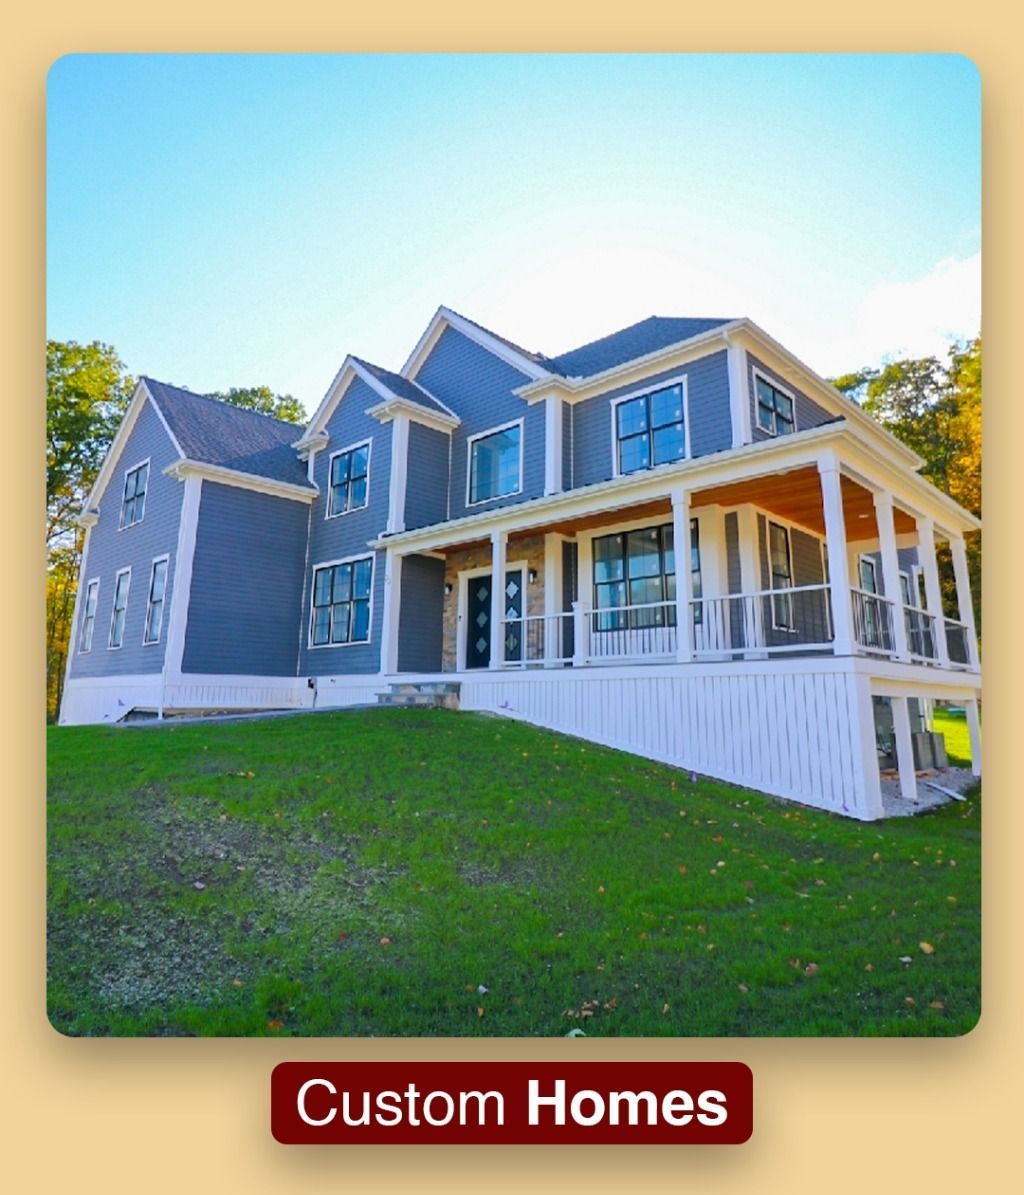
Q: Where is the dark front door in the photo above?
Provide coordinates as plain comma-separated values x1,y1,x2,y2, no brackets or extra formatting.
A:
465,570,524,669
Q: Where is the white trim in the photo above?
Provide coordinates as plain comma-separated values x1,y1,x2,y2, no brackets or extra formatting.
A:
387,415,410,534
162,474,203,681
307,552,376,650
107,566,132,650
751,367,797,438
544,394,564,495
726,336,751,449
819,452,855,656
324,437,372,521
77,575,100,655
118,456,151,530
165,459,317,503
402,306,552,383
379,550,403,675
141,554,171,646
366,397,459,434
465,418,525,509
609,373,691,480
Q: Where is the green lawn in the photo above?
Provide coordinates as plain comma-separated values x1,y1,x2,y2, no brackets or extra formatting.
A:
47,707,980,1037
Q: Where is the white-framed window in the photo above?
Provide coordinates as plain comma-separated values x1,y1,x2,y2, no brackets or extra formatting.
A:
120,460,150,528
767,521,794,629
613,379,687,475
326,440,371,518
142,556,169,645
467,419,523,506
754,371,796,436
309,555,374,647
79,579,100,653
108,567,131,649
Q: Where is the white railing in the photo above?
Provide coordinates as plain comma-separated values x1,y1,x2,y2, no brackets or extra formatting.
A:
903,602,937,661
587,600,678,661
689,584,833,658
851,587,897,655
500,612,574,666
944,617,972,667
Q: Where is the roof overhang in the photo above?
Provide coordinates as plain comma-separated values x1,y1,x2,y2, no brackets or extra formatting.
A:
164,459,318,503
366,398,459,434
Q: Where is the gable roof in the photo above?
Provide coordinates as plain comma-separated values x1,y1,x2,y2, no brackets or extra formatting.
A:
544,316,737,379
350,358,458,419
142,378,312,488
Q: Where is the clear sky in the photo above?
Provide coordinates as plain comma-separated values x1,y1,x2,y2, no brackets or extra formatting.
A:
47,53,980,416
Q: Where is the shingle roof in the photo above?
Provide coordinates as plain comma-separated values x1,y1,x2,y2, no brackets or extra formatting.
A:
545,316,737,379
351,358,457,419
142,378,312,489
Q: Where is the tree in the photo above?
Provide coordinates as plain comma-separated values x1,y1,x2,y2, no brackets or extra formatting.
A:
205,385,305,424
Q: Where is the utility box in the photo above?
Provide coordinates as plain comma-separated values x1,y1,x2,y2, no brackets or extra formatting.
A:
912,731,948,770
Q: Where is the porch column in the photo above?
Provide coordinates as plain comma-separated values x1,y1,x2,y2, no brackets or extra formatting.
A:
949,536,980,669
965,696,982,777
489,529,507,670
543,533,564,665
873,491,909,661
379,549,403,676
818,453,855,657
916,517,950,667
891,695,918,803
734,504,765,657
671,486,694,663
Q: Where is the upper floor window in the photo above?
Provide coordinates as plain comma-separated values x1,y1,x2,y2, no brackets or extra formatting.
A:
143,557,169,645
120,461,149,528
615,382,686,475
755,374,795,436
79,579,99,653
468,420,522,505
310,556,373,647
327,442,370,517
108,567,131,649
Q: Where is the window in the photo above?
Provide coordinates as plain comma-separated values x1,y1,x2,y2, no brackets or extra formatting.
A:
120,462,149,528
755,374,795,436
468,422,521,505
79,580,99,653
143,557,169,645
592,520,700,630
859,556,878,595
108,568,131,649
615,383,686,475
327,442,370,517
767,521,794,629
310,557,373,646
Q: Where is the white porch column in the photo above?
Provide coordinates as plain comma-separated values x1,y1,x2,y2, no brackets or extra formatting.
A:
916,517,950,667
489,529,507,670
949,536,980,669
891,695,918,803
734,504,765,657
386,413,410,533
818,453,855,657
671,486,694,663
379,550,403,676
873,491,909,661
571,600,590,668
965,696,982,777
544,396,564,495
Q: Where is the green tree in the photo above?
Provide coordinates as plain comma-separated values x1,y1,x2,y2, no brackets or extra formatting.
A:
205,385,305,424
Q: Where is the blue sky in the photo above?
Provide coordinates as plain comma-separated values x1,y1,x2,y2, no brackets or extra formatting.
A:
47,53,980,415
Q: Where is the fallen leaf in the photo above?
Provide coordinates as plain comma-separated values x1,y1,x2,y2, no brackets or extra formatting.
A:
919,941,935,955
565,1028,586,1038
379,937,392,946
267,1019,284,1030
804,963,819,976
738,984,749,994
904,997,916,1007
662,1003,670,1014
336,931,348,942
476,1007,485,1018
678,865,688,875
231,979,243,988
898,956,913,965
864,964,875,972
929,1000,946,1010
193,881,206,891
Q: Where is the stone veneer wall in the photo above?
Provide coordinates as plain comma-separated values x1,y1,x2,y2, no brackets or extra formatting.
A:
441,534,547,671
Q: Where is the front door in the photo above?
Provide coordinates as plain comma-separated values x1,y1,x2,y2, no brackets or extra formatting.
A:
465,569,524,668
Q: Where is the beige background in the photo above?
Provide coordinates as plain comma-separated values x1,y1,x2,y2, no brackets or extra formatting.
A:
6,11,1017,1192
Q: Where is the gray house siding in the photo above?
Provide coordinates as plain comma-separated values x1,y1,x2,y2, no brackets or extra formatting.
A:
571,350,732,490
397,555,445,672
182,482,308,677
404,422,450,530
414,327,544,519
299,375,392,675
70,396,184,678
862,546,921,599
747,353,834,443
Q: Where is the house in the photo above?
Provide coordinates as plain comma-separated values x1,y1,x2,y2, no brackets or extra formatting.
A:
59,306,982,820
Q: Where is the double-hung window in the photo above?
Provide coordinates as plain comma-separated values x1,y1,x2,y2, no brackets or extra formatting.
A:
310,557,373,646
615,382,686,475
108,568,131,649
79,579,99,653
755,374,795,436
767,522,794,629
143,557,169,645
468,421,522,505
327,442,370,517
120,462,149,528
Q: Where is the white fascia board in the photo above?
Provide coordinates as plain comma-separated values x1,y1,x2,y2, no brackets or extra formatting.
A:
513,320,746,404
400,305,553,383
165,459,318,503
295,357,360,447
365,398,459,434
80,379,183,519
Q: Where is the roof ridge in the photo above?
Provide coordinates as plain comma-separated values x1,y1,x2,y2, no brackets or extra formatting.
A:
142,376,303,432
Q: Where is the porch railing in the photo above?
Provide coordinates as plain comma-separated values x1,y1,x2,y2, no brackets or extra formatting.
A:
903,602,937,661
851,587,896,655
588,600,678,661
500,612,574,666
690,584,834,658
944,617,972,667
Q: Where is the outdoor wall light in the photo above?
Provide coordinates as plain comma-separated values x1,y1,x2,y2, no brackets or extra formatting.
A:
444,582,454,596
528,569,538,584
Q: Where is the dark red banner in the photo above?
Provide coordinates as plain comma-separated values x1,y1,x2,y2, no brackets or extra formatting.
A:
271,1062,752,1145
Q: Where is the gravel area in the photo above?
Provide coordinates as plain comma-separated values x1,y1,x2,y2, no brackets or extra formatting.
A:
880,767,978,817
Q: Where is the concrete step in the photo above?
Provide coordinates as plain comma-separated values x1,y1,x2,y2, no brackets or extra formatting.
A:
389,681,461,696
376,692,452,709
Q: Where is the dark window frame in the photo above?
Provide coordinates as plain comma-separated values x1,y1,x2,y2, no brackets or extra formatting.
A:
143,557,169,646
108,567,131,650
309,556,374,648
120,461,149,529
327,441,371,518
79,578,99,653
591,519,701,630
755,373,796,437
613,381,687,476
467,420,523,506
767,520,795,630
